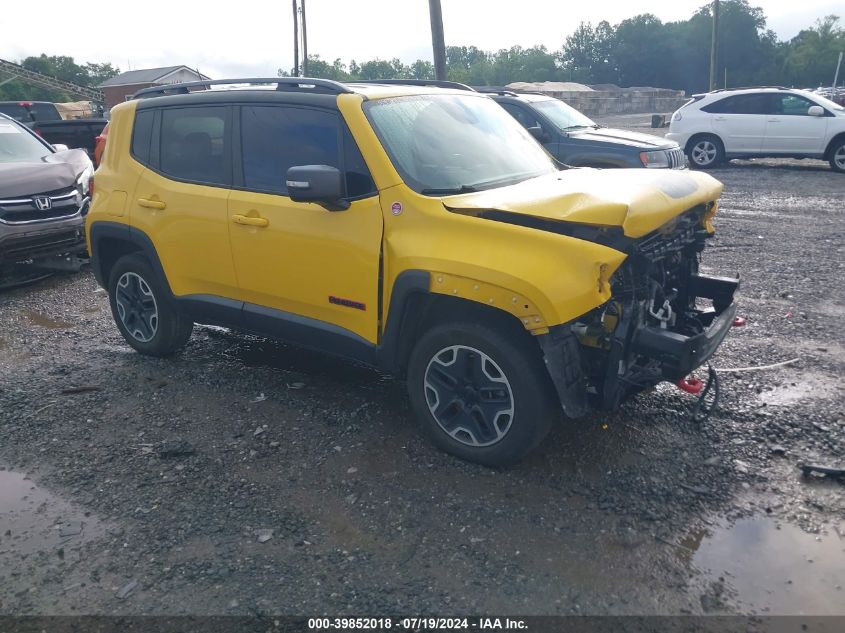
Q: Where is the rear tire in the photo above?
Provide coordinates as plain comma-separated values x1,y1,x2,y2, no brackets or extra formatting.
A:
829,139,845,173
406,321,558,467
687,134,724,169
107,253,193,356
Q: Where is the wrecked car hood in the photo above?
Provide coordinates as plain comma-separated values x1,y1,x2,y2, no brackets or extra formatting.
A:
0,149,91,198
441,168,723,239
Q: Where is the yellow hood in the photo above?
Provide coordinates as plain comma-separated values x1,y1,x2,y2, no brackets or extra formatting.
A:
441,168,723,238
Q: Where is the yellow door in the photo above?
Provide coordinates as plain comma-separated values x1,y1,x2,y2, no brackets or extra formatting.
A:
130,105,238,299
227,105,383,343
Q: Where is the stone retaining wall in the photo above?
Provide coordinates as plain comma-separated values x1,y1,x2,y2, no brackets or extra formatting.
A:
540,90,688,116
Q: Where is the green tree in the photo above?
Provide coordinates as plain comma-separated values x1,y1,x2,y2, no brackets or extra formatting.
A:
782,15,844,87
0,54,119,101
83,62,120,86
559,20,617,84
613,14,672,88
295,55,350,80
560,22,596,81
592,21,618,84
409,60,435,79
488,45,559,85
356,58,409,80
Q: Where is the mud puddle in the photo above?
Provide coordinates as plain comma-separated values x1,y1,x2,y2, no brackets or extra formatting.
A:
758,373,839,407
23,310,74,329
690,517,844,614
0,469,107,558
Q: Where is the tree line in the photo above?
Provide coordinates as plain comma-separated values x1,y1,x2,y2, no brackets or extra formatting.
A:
2,1,842,104
0,55,119,102
290,1,842,93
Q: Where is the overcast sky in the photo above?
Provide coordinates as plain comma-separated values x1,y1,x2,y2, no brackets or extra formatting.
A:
3,0,842,79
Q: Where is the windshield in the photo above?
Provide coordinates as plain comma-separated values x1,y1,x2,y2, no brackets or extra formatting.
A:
533,98,597,131
365,94,556,195
0,118,52,163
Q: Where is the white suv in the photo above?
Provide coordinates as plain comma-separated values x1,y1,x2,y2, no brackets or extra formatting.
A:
666,87,845,172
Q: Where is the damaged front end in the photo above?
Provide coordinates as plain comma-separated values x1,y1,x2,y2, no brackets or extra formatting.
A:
539,203,738,416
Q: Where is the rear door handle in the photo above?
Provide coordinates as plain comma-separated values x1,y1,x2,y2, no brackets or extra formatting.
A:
231,213,269,228
137,198,166,210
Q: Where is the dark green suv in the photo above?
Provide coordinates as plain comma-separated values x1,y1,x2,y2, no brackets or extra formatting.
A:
484,90,686,169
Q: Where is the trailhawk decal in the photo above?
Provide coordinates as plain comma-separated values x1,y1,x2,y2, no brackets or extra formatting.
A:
329,296,367,311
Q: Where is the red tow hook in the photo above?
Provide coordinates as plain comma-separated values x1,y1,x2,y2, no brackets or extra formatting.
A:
732,316,747,327
676,377,705,394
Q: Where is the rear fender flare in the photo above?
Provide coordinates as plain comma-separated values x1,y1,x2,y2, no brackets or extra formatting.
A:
88,221,171,295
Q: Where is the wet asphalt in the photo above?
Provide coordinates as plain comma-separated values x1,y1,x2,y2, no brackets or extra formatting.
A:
0,116,843,616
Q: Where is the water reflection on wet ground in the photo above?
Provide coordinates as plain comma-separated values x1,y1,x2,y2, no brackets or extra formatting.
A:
0,469,106,558
23,309,75,330
690,518,844,614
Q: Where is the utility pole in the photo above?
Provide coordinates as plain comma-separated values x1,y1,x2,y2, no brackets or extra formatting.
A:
833,51,843,90
292,0,299,76
428,0,447,80
301,0,309,76
709,0,720,91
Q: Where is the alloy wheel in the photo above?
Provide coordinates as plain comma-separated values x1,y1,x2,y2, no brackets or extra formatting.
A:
691,140,717,167
115,272,159,343
834,145,845,171
423,345,515,447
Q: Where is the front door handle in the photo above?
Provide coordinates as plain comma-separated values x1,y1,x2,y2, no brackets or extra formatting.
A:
767,118,780,123
138,198,166,210
231,213,269,228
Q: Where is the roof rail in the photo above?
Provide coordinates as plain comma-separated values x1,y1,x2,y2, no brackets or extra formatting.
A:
473,87,519,96
132,77,353,99
710,85,789,93
349,79,475,91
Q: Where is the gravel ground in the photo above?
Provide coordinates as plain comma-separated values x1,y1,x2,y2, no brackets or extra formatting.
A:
1,119,843,616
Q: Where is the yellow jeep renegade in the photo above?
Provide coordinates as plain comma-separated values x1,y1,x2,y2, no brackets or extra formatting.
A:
87,78,738,466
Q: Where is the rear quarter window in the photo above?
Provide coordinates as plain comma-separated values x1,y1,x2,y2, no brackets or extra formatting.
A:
131,109,155,165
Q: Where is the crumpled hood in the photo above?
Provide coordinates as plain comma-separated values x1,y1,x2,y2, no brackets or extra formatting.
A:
571,127,678,150
0,149,90,198
441,168,723,238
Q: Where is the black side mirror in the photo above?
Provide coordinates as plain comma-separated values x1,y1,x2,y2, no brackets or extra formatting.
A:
526,126,549,143
286,165,350,211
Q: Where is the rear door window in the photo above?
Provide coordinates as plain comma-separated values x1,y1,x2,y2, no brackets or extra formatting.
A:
160,106,230,186
239,105,375,198
702,94,771,115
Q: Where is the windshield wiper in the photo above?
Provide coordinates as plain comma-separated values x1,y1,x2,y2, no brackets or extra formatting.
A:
420,184,479,195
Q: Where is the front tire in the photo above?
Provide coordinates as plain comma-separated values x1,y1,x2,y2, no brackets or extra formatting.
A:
407,321,558,467
107,253,193,356
687,134,724,169
829,139,845,173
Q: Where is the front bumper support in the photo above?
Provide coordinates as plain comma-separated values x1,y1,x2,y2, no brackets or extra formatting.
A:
633,273,739,379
